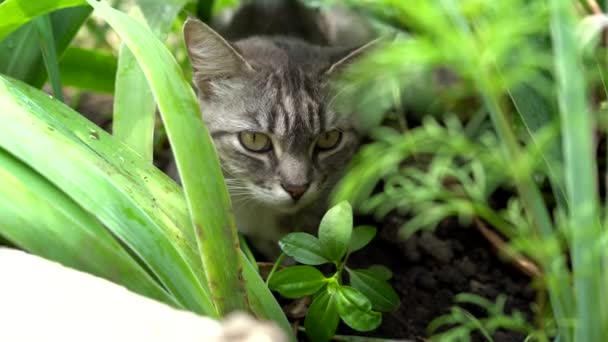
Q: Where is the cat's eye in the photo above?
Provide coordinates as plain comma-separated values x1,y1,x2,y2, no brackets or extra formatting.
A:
239,132,272,152
316,130,342,150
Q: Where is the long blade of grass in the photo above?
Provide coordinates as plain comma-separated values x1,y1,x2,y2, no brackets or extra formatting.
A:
85,0,248,314
0,5,91,87
0,75,215,316
0,0,87,40
113,0,187,161
59,47,117,93
240,253,294,340
33,14,64,102
0,148,176,307
508,84,567,209
549,0,604,340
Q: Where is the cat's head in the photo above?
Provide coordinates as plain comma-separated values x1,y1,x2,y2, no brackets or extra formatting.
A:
184,18,374,213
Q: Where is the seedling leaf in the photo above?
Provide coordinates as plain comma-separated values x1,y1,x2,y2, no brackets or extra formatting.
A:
337,286,382,331
304,290,339,342
348,225,377,253
268,265,327,299
319,201,353,262
348,269,400,312
366,265,393,280
279,232,329,265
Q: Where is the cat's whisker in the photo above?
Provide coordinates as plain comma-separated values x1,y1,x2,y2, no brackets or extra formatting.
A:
327,82,358,109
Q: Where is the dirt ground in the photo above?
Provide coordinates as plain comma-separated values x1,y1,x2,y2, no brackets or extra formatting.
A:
341,213,534,341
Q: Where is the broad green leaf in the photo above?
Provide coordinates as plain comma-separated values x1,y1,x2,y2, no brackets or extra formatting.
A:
337,286,382,331
0,150,176,307
0,75,293,336
33,14,63,101
59,47,117,93
279,232,329,265
240,253,294,341
0,75,214,316
304,290,340,342
348,225,377,253
366,265,393,280
347,269,399,312
86,0,247,314
0,0,87,40
318,200,353,262
0,5,91,87
268,266,327,299
113,0,188,161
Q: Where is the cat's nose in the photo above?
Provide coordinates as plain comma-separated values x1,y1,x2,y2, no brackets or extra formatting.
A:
281,182,309,200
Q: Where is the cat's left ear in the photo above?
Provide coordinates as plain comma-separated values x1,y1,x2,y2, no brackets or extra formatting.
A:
183,17,253,85
323,37,388,76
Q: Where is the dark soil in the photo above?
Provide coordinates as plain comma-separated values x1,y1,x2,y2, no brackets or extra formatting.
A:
341,214,535,341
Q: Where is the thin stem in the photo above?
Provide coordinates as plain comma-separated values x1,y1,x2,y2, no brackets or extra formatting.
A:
265,252,285,286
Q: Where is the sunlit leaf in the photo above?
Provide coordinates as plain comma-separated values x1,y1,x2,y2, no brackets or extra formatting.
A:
279,232,329,265
0,0,87,40
336,286,381,331
85,0,247,314
318,201,353,262
304,290,339,342
268,265,327,299
348,225,377,253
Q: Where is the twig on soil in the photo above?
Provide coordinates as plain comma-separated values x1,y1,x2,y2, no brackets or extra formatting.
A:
474,219,542,278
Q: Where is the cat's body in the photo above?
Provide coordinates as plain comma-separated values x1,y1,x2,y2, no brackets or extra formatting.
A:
182,0,375,257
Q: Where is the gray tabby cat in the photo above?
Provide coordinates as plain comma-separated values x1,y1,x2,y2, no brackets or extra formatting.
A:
183,0,375,257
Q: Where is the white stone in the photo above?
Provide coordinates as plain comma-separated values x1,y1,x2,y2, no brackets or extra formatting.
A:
0,248,286,342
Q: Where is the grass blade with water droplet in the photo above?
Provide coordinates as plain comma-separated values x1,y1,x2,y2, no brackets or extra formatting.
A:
86,0,248,315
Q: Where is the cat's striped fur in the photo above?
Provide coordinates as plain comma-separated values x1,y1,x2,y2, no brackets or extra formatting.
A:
183,0,374,257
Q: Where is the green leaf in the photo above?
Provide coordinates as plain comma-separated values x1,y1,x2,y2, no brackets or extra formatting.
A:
0,75,215,316
347,269,400,312
240,253,294,341
336,286,382,332
318,200,353,262
86,0,247,314
113,0,187,161
33,14,63,101
348,225,377,253
550,0,603,340
279,232,330,265
509,83,565,208
304,290,340,342
0,150,176,307
0,5,91,87
58,47,117,93
268,266,327,299
0,0,87,40
366,265,393,280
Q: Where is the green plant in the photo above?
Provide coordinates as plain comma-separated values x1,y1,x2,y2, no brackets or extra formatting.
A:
268,201,400,341
428,294,538,342
330,0,608,340
0,0,291,339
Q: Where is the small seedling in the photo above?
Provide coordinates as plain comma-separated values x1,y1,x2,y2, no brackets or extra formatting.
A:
268,201,400,342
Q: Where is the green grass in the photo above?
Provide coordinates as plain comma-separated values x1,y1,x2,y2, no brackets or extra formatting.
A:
3,0,608,340
332,0,608,340
0,0,291,339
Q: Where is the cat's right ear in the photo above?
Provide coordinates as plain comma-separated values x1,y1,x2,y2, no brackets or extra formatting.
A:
183,17,253,86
